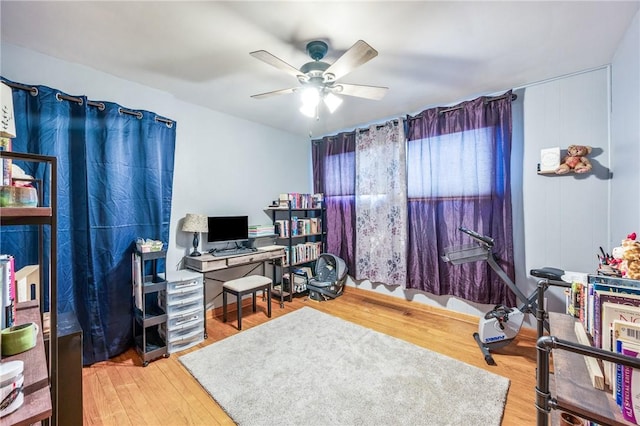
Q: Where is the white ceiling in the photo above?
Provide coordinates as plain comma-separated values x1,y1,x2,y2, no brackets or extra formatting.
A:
1,1,638,137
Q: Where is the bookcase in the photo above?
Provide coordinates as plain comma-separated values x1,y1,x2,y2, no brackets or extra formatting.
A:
536,274,640,426
0,151,57,424
266,194,325,308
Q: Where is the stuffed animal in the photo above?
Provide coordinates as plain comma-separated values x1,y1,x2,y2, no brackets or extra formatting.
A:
555,145,593,174
622,233,640,280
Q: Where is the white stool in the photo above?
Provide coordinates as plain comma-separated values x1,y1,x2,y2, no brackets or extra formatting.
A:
222,275,272,330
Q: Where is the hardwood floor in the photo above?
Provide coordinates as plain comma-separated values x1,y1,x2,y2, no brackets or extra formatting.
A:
82,286,539,425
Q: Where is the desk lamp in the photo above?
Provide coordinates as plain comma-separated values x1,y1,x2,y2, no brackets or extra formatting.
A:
182,213,208,257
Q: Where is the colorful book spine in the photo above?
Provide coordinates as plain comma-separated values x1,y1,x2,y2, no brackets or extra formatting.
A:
622,341,640,424
602,301,640,389
614,320,640,407
0,254,15,329
593,287,640,349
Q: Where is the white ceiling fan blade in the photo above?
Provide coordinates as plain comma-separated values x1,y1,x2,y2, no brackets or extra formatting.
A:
250,87,297,99
323,40,378,82
250,50,304,79
331,83,388,100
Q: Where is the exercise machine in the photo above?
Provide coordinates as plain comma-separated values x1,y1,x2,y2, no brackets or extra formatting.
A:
442,227,545,365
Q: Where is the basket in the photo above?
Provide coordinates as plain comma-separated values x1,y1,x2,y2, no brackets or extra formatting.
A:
136,240,164,253
442,244,489,265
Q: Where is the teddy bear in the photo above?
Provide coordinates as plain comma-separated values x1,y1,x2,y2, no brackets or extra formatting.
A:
555,144,593,174
622,234,640,280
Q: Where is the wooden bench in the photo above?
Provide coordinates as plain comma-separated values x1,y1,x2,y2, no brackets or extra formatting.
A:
222,275,272,330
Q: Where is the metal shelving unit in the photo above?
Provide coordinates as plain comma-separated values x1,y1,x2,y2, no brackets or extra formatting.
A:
266,199,326,307
0,151,58,425
132,249,168,366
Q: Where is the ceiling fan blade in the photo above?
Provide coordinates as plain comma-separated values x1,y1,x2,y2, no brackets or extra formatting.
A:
250,50,304,79
331,83,388,100
250,87,297,99
323,40,378,82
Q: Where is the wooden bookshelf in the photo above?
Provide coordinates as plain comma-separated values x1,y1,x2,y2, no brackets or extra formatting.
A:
549,312,633,425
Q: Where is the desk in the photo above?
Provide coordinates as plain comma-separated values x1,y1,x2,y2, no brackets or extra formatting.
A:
183,245,285,273
184,245,285,321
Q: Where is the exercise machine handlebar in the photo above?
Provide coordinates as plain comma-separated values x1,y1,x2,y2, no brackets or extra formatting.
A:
459,226,494,248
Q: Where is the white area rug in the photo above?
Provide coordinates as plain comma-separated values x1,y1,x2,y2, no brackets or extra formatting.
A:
179,307,509,426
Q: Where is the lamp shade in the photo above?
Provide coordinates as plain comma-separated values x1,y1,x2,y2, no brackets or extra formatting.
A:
0,83,16,138
182,214,208,233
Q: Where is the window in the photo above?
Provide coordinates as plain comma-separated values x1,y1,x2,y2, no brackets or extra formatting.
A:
324,151,355,197
407,127,494,199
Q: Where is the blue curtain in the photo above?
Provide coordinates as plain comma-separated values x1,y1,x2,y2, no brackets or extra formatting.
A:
1,79,176,364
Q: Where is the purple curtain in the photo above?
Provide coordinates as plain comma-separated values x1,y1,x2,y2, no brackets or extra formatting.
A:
405,92,516,306
312,132,356,273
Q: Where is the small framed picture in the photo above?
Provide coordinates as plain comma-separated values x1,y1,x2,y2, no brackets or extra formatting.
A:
540,147,560,173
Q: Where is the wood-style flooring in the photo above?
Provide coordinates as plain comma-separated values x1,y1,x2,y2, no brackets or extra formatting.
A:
82,286,539,425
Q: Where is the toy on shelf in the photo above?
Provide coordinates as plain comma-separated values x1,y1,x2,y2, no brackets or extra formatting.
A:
605,232,640,279
555,144,593,174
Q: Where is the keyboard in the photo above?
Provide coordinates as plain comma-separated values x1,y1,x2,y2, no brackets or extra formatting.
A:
210,247,256,257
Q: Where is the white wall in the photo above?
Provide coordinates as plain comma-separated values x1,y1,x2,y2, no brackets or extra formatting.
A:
610,10,640,244
1,42,312,309
522,67,610,314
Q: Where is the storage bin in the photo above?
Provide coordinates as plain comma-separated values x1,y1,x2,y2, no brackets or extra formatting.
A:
136,240,164,253
158,292,203,316
165,329,204,354
159,320,204,344
166,278,202,294
166,306,204,330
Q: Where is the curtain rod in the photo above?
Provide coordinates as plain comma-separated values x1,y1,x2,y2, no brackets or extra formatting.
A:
3,80,174,127
437,93,517,115
358,119,399,133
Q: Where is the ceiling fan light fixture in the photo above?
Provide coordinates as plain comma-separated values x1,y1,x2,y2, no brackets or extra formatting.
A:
300,86,320,107
299,102,317,118
324,92,343,113
300,87,321,117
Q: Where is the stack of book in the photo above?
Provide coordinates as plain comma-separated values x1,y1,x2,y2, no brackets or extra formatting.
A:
248,224,275,238
568,274,640,424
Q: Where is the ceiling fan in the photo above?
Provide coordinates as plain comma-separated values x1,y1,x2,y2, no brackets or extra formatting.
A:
249,40,388,117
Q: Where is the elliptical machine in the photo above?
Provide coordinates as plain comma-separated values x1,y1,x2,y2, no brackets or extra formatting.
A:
441,227,543,365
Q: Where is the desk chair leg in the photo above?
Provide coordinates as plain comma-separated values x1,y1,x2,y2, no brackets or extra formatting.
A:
236,293,242,330
267,286,272,318
223,290,227,323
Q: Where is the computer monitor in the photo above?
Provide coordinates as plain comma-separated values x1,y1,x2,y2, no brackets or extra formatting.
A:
207,216,249,243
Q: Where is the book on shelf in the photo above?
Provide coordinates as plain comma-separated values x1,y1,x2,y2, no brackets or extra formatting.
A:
276,193,324,209
614,320,640,407
593,284,640,349
601,301,640,388
0,254,16,329
621,340,640,424
248,224,275,238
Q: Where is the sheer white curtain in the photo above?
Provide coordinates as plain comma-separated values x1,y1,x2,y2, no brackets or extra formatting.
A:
355,121,407,286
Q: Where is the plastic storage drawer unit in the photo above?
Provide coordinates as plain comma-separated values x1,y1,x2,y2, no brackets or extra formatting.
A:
161,269,205,353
